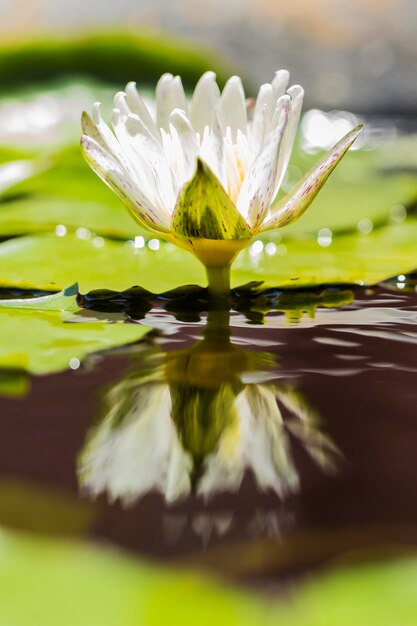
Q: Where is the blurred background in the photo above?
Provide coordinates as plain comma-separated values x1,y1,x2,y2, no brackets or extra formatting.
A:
0,2,416,624
1,0,417,113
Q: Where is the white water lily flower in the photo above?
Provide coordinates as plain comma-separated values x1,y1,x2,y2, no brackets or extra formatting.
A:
81,70,362,292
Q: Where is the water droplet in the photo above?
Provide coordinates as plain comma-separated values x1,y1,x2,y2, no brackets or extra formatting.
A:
249,241,264,258
390,204,407,223
55,224,67,237
357,218,373,234
317,227,332,247
76,227,91,240
69,357,80,370
134,236,145,249
277,244,287,256
148,238,160,251
265,242,277,256
92,236,104,248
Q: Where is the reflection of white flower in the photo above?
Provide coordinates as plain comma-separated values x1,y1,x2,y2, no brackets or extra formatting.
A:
80,377,336,505
81,71,362,269
198,385,299,499
80,383,192,504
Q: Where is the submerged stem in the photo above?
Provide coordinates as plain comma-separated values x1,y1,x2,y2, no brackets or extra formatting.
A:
205,265,231,300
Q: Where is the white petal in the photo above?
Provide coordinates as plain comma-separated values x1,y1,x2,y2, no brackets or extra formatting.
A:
113,91,131,121
190,71,220,134
219,76,247,141
273,85,304,195
125,81,160,141
111,107,142,182
237,96,290,229
91,102,133,176
169,108,200,186
223,127,242,205
123,114,164,201
156,73,188,131
81,135,170,233
124,113,177,213
199,112,226,187
249,83,274,155
272,69,290,101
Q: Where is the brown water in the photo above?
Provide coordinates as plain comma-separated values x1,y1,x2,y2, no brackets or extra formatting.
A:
0,281,416,586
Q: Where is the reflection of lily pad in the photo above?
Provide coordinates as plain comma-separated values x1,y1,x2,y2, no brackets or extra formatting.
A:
0,530,415,626
0,222,416,293
0,308,150,375
0,480,95,536
0,371,28,398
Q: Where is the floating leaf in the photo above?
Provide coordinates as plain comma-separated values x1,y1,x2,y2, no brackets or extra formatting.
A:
0,223,416,293
237,220,417,288
0,283,78,312
0,234,205,292
279,171,417,238
0,308,151,375
0,33,231,91
0,530,415,626
0,198,142,239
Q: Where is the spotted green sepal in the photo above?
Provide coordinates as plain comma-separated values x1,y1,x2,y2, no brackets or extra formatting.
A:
172,159,251,241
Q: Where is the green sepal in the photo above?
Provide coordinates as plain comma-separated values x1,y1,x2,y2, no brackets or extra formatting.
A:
171,159,251,241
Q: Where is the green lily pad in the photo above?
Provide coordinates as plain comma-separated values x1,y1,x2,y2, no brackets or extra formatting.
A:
0,234,205,292
0,283,78,312
0,307,150,375
0,530,415,626
279,171,417,238
0,33,231,91
0,198,141,240
238,220,417,288
0,222,416,293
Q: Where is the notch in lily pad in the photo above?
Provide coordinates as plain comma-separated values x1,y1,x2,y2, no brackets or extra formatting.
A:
0,283,80,313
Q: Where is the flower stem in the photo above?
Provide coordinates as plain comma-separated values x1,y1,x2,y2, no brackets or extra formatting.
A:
205,265,231,300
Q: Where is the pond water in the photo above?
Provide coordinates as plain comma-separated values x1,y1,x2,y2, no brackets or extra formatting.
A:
0,278,416,588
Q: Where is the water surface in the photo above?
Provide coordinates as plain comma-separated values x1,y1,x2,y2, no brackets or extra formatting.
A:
0,282,416,586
